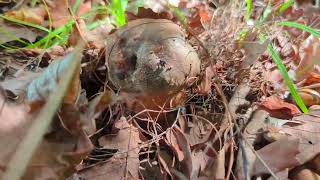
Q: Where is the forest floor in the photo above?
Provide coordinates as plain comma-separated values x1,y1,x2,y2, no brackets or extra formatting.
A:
1,0,320,180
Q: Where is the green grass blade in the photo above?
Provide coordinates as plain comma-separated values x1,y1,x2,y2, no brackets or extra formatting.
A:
277,0,294,13
0,27,32,46
27,21,74,48
268,44,309,113
107,0,128,26
277,21,320,37
72,0,82,14
259,1,272,24
245,0,252,21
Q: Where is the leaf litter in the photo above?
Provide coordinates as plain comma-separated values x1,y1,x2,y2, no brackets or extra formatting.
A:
1,0,320,180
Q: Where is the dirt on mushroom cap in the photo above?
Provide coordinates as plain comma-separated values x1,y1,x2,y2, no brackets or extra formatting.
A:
106,18,201,112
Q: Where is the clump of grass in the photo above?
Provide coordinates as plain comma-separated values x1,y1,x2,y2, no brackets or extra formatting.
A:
0,0,129,49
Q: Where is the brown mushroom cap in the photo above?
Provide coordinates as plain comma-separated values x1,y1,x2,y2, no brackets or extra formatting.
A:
106,18,201,112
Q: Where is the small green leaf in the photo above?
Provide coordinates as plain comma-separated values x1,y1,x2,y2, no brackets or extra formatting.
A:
277,0,294,14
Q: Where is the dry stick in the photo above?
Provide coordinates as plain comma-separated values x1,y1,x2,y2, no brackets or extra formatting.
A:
213,82,234,180
124,121,133,179
2,44,84,180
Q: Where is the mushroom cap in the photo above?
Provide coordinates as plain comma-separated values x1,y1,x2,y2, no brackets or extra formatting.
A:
106,19,201,112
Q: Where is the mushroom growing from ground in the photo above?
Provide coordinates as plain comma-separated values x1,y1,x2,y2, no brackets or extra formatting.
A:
106,18,201,113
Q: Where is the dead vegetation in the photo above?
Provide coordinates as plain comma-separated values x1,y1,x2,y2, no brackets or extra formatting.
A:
1,0,320,180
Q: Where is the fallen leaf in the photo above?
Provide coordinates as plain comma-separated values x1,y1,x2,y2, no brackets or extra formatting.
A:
197,65,214,94
26,51,81,103
98,117,141,179
49,0,91,28
296,35,320,81
76,154,139,180
4,7,45,25
69,19,113,48
0,93,32,170
238,30,269,70
290,168,320,180
303,72,320,86
0,19,45,44
0,91,92,179
281,109,320,164
253,136,300,175
258,96,301,119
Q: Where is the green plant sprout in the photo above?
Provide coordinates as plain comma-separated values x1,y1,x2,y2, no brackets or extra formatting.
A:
107,0,128,26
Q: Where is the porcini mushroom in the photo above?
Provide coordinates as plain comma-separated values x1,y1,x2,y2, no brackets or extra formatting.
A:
106,18,201,113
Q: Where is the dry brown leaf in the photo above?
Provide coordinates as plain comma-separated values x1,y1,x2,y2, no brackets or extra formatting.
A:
258,96,301,119
0,93,32,172
4,7,45,25
0,19,45,44
0,92,92,179
253,136,300,175
76,154,138,180
296,35,320,81
69,19,113,48
239,30,269,70
290,168,320,180
63,62,81,105
281,109,320,164
25,128,93,179
26,51,81,103
197,65,214,95
303,72,320,86
49,0,91,28
98,118,141,179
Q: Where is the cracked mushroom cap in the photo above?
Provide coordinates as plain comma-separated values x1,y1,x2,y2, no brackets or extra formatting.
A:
106,18,201,112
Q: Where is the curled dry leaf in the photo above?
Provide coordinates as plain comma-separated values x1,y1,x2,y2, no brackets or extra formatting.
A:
258,96,301,119
106,18,201,113
98,118,141,179
296,35,320,81
288,88,320,107
26,51,81,104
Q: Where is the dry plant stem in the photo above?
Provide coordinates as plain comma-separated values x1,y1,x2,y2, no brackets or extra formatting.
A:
2,43,84,180
124,122,133,179
215,82,280,180
67,6,88,45
226,142,234,180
